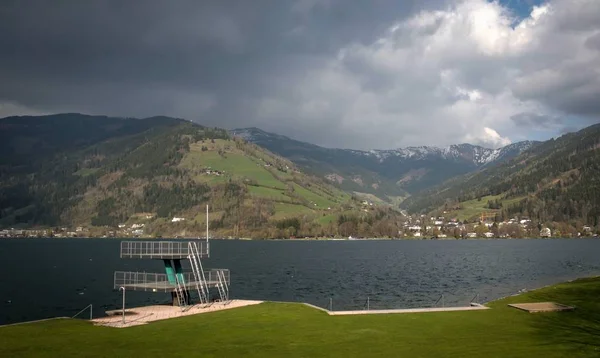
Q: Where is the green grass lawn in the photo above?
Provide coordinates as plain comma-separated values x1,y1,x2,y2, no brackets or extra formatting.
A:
314,186,350,204
4,277,600,357
317,213,337,225
291,183,337,209
181,150,286,189
248,185,292,201
450,195,502,221
449,195,526,221
271,203,314,219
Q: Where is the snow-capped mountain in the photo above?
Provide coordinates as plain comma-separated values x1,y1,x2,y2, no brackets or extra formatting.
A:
233,127,536,166
231,127,539,197
356,141,536,166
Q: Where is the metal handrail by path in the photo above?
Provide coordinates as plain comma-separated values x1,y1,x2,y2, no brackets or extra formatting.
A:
72,304,93,320
363,297,370,311
316,294,490,313
433,294,445,308
329,298,333,311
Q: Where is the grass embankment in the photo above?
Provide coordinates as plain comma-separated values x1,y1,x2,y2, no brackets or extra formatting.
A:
449,195,526,221
271,203,314,219
181,141,286,189
3,278,600,357
180,138,349,214
247,185,291,201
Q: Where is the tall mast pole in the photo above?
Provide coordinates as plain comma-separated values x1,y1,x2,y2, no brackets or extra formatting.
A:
206,205,209,254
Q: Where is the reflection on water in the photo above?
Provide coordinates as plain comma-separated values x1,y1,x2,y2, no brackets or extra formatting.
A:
1,238,599,324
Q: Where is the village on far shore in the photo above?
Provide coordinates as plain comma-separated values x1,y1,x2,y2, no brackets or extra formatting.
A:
1,212,598,240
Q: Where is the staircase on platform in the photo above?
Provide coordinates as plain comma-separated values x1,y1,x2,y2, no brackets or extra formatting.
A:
174,275,188,310
216,269,230,303
188,241,210,305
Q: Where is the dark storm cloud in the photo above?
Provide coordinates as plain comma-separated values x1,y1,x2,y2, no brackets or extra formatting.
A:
560,126,581,134
0,0,432,123
0,1,279,105
510,112,560,128
511,112,598,138
1,0,599,149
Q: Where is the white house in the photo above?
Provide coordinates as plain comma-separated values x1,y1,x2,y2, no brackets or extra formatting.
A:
540,227,552,238
171,217,185,223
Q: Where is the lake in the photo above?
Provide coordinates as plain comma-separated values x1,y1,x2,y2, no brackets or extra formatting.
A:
1,238,599,324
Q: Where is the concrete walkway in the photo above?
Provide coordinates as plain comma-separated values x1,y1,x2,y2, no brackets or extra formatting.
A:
92,299,263,328
303,302,489,315
327,305,489,315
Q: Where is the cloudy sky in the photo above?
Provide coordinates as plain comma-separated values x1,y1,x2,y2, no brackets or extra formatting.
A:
0,0,599,149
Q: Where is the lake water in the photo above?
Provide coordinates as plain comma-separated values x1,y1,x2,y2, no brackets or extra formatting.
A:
1,238,599,324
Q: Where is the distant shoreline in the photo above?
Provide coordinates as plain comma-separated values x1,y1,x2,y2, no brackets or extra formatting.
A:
1,236,598,241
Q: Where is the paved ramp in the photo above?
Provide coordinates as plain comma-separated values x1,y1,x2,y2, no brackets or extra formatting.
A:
93,299,263,328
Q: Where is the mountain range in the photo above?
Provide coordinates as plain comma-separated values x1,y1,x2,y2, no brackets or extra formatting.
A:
231,127,537,201
403,123,600,231
0,113,401,238
2,113,598,238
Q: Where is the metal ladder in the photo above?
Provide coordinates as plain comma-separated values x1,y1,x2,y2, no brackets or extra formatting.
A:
188,241,210,305
174,275,188,310
216,270,229,304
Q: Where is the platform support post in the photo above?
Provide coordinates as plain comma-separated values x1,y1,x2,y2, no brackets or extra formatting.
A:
119,286,126,324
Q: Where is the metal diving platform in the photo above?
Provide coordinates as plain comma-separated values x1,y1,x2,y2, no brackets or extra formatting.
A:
114,240,229,309
112,206,229,309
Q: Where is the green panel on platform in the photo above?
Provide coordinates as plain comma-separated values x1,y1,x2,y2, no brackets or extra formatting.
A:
163,260,176,284
174,260,185,284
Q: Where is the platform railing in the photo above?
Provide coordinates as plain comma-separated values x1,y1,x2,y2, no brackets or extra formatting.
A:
113,271,173,292
120,240,208,259
208,269,230,285
114,269,230,292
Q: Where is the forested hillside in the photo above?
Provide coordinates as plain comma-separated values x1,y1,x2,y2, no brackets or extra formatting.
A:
403,124,600,230
0,114,405,238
